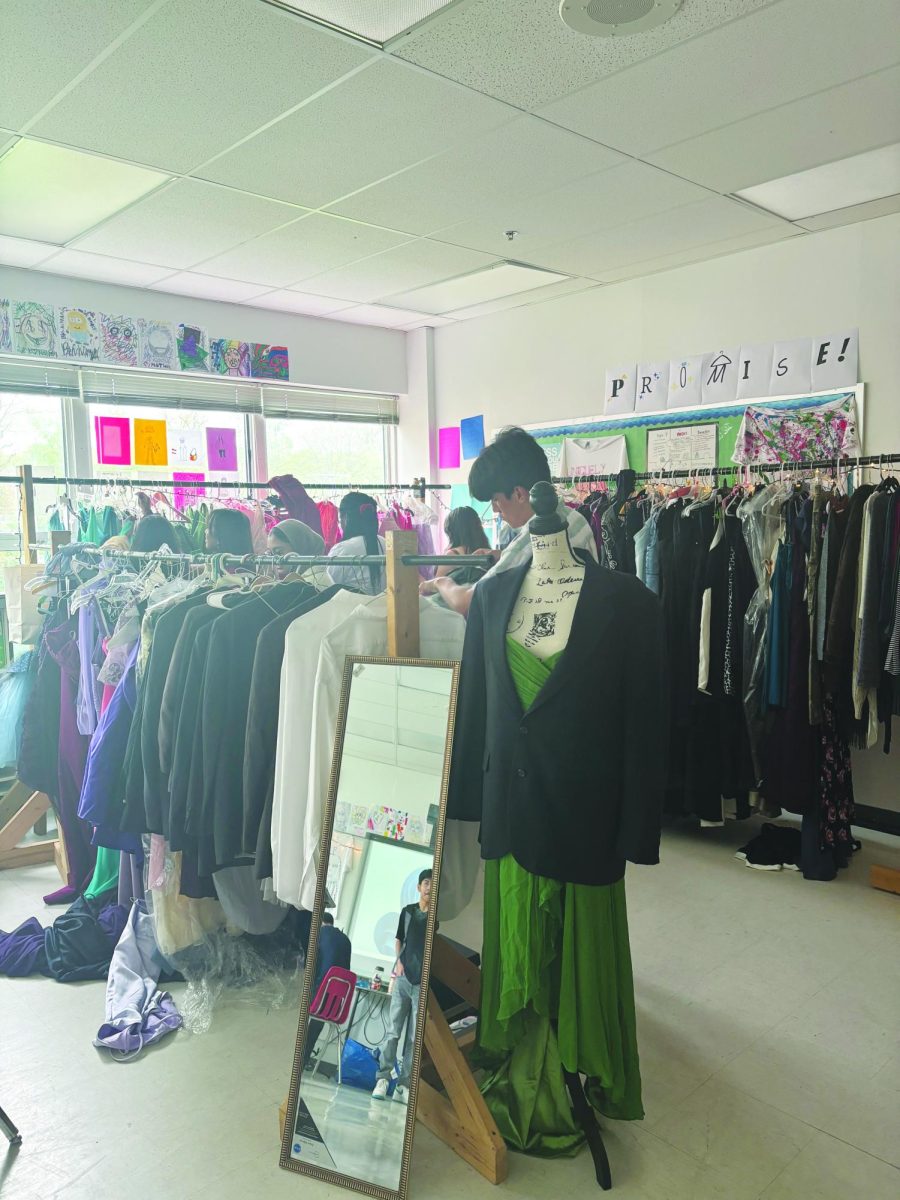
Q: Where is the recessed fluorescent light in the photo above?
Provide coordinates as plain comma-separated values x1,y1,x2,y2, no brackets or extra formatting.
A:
151,272,270,303
336,305,437,328
735,143,900,221
385,261,571,315
259,1,462,48
0,139,168,243
0,233,59,268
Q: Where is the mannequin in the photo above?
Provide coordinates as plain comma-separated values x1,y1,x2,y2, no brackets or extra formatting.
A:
506,482,585,659
448,481,666,1191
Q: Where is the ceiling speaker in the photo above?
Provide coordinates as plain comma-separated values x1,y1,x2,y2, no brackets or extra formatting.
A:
559,0,682,37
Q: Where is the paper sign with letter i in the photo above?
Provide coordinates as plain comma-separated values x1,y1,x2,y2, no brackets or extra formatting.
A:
736,343,774,400
604,364,636,415
811,329,858,390
770,338,812,395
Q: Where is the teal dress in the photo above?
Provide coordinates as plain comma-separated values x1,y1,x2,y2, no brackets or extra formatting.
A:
475,637,644,1157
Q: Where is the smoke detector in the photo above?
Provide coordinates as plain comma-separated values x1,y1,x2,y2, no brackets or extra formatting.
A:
559,0,682,38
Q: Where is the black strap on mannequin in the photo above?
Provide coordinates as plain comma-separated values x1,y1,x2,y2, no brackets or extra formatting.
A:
563,1070,612,1191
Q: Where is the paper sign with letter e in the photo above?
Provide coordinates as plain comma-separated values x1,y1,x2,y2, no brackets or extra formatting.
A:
438,426,461,469
736,343,774,400
133,418,168,466
770,338,812,395
205,427,238,472
668,356,703,409
811,329,858,391
701,346,739,405
95,416,131,466
635,361,669,413
604,364,636,415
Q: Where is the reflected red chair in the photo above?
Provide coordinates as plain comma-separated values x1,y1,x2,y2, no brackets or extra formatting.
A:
307,966,357,1084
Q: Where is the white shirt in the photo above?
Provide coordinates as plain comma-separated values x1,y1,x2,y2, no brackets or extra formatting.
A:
327,535,386,595
563,435,630,477
480,502,597,585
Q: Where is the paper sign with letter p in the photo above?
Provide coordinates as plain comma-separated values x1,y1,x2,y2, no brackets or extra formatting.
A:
811,329,858,390
604,364,636,415
770,338,812,395
635,361,669,413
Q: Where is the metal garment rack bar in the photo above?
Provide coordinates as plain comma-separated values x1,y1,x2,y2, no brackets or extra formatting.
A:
66,546,489,569
24,474,452,491
550,452,900,485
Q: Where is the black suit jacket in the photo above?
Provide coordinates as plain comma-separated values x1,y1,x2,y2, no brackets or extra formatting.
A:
447,556,666,886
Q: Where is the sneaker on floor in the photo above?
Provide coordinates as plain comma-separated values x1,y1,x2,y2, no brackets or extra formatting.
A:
372,1078,389,1101
394,1085,409,1105
734,845,749,861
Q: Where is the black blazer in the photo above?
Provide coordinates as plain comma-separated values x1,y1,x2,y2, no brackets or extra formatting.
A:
447,556,666,886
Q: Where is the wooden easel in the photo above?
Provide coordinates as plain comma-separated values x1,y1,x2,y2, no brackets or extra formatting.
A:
384,529,507,1185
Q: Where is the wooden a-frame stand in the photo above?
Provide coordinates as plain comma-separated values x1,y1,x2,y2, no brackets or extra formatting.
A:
280,530,507,1186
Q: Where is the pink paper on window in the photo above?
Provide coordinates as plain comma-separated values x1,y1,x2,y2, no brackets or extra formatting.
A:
438,426,461,469
206,427,238,472
173,472,206,511
94,415,131,465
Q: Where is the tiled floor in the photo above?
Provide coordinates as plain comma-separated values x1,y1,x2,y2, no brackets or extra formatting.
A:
1,819,898,1200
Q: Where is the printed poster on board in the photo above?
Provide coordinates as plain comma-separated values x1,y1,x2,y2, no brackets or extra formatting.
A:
13,300,57,358
139,319,178,371
57,306,100,362
99,313,138,366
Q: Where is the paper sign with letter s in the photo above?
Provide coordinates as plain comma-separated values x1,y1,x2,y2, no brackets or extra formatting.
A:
769,338,812,395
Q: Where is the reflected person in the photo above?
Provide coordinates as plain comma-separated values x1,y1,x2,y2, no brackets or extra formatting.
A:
371,869,432,1106
304,912,352,1070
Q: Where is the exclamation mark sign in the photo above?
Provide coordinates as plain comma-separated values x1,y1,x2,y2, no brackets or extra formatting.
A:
838,337,850,362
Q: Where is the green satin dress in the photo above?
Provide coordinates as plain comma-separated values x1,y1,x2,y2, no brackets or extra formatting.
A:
475,637,644,1157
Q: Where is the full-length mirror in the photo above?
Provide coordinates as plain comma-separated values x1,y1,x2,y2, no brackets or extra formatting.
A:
280,657,459,1198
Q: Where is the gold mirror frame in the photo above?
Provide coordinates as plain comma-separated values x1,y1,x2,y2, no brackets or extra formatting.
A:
279,655,461,1199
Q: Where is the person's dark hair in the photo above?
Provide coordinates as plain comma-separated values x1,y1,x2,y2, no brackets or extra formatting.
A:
339,491,380,590
418,869,433,886
206,508,254,556
321,912,335,926
130,514,177,554
467,426,551,503
444,506,490,553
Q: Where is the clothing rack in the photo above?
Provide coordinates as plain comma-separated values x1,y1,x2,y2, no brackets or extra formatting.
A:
65,547,487,569
2,473,451,492
551,452,900,485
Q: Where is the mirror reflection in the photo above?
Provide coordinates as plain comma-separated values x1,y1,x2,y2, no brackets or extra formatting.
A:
288,660,454,1192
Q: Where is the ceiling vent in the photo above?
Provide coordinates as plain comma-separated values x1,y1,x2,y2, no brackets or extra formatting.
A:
559,0,682,38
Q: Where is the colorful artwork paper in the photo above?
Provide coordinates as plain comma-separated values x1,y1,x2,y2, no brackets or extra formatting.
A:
177,324,209,372
57,306,99,361
205,426,238,472
438,426,461,469
94,416,131,466
133,418,168,466
0,298,10,353
99,313,138,366
460,414,485,459
250,342,289,380
172,472,206,511
210,338,250,377
139,319,178,371
13,300,57,358
169,432,201,466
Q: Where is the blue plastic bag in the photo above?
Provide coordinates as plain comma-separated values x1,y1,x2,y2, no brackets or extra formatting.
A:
340,1039,381,1091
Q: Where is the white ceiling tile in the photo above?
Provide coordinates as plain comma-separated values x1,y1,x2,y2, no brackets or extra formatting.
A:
394,0,769,110
442,277,600,322
0,139,168,243
397,314,457,330
527,197,789,278
198,56,510,208
336,305,436,328
34,248,174,286
30,0,373,173
149,273,270,303
196,213,411,288
796,192,900,231
72,179,304,269
435,160,714,257
596,227,803,284
648,68,900,194
328,116,622,235
0,233,62,269
245,290,352,316
0,129,17,155
0,0,153,130
298,238,497,303
537,0,900,156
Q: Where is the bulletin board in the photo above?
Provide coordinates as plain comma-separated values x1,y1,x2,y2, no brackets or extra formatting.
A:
520,386,865,475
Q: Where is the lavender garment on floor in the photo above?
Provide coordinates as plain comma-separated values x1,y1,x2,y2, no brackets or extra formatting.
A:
94,901,182,1058
118,850,145,908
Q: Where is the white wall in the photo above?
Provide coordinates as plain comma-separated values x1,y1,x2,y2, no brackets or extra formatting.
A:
0,265,407,396
431,213,900,817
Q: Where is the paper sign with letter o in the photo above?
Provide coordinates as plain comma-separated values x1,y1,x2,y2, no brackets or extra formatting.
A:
769,338,812,395
667,355,702,409
736,343,774,401
604,364,636,415
635,361,669,413
811,329,858,390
